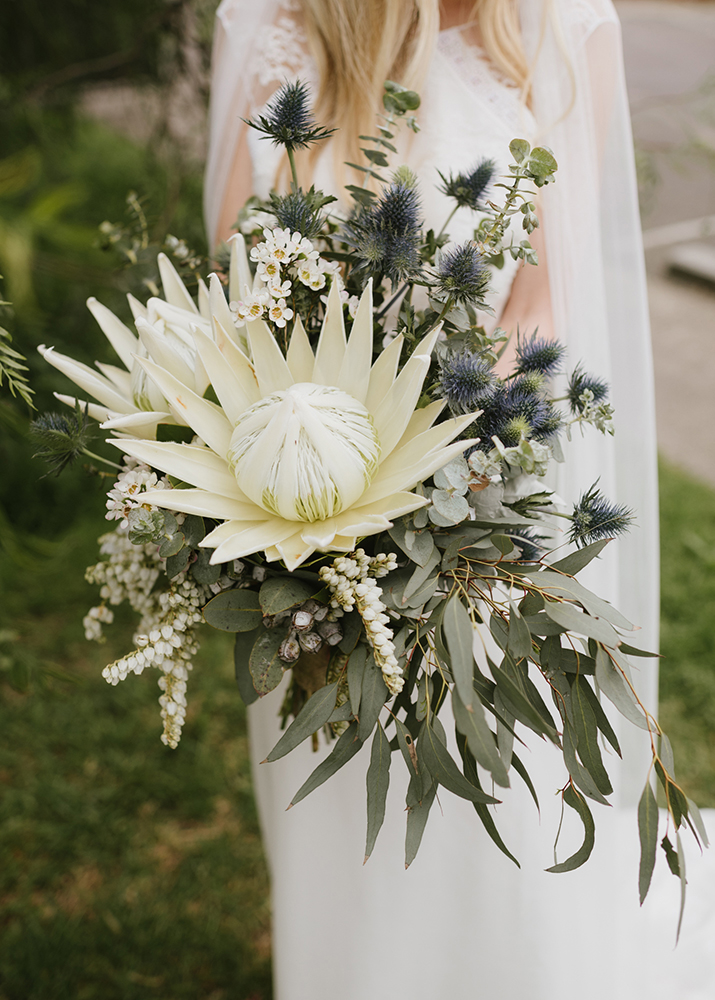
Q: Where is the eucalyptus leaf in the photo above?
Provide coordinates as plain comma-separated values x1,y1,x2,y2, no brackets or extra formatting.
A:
443,595,475,709
638,781,659,905
543,599,620,647
526,570,634,631
192,547,221,585
507,603,532,659
234,628,261,706
181,514,205,549
266,682,339,762
203,589,263,632
686,797,710,848
347,644,367,717
365,723,391,862
418,723,500,804
457,734,520,867
358,654,388,743
249,629,286,695
403,548,441,601
546,785,595,873
165,546,191,580
259,576,316,616
405,782,437,868
571,676,613,795
452,690,509,787
159,532,185,559
562,722,609,805
338,611,362,655
549,539,610,576
509,138,530,163
290,722,363,807
395,717,420,779
491,659,557,739
594,647,649,730
575,675,620,755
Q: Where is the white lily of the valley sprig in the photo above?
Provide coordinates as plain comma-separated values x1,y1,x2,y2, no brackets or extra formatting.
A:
38,237,254,439
113,279,480,571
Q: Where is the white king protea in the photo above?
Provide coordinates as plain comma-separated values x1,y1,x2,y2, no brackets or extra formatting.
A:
114,280,479,570
38,238,253,439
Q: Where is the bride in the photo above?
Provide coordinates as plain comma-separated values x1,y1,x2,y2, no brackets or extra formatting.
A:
203,1,712,997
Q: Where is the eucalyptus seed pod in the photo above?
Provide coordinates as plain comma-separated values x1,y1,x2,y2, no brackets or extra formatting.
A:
279,632,301,663
292,609,314,632
316,620,343,646
302,599,328,622
298,631,323,654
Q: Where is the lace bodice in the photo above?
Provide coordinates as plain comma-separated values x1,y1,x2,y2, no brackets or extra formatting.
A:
245,12,537,322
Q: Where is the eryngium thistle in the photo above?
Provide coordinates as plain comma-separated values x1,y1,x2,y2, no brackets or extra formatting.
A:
343,181,423,285
246,79,336,152
269,188,329,240
510,528,547,562
567,365,609,415
473,377,562,449
434,242,490,305
514,334,566,377
437,350,499,415
438,158,496,211
30,403,93,476
568,484,634,547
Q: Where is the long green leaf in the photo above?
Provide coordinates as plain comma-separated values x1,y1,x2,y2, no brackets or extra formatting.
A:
562,721,609,805
289,723,363,806
491,660,557,738
676,831,687,943
543,599,620,647
457,736,520,868
574,674,620,755
638,781,659,905
528,570,634,631
365,723,391,862
234,628,261,705
203,589,262,632
511,751,540,813
452,690,509,787
347,645,367,718
405,783,437,868
358,654,388,743
418,724,500,804
571,677,613,795
507,603,533,659
266,682,339,762
546,785,595,873
594,647,649,730
549,539,610,576
443,595,475,709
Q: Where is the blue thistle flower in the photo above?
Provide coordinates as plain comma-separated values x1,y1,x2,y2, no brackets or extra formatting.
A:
246,79,336,152
568,484,634,547
343,181,423,285
434,242,490,305
268,187,333,240
514,334,566,376
472,378,562,450
437,350,499,415
30,403,94,476
567,365,609,415
510,528,547,562
438,159,496,211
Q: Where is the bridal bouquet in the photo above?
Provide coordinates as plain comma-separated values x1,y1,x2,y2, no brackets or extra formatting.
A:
33,80,706,916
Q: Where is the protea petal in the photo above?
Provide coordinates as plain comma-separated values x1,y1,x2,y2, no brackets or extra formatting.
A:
111,439,242,499
197,278,211,321
158,252,199,315
86,297,138,371
134,356,233,457
139,488,258,521
96,363,132,395
372,355,431,458
39,346,136,414
54,393,112,425
365,333,403,413
210,519,298,564
228,234,252,305
352,491,428,520
286,315,315,383
135,319,197,390
312,279,346,386
397,399,446,446
190,326,255,423
101,410,172,437
127,293,148,322
208,273,237,344
274,533,317,571
212,318,261,405
247,319,294,395
336,280,372,403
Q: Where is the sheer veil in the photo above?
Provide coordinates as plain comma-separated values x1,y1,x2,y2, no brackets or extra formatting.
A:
204,0,660,808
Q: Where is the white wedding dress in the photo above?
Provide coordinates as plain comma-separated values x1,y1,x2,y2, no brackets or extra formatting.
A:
204,2,715,997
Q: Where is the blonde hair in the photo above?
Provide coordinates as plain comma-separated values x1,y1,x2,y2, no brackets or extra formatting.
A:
300,0,530,173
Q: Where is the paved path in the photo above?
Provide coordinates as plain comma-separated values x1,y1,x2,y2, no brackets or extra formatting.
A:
616,1,715,485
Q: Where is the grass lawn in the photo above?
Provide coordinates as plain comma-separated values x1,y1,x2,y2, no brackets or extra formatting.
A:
0,457,714,999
